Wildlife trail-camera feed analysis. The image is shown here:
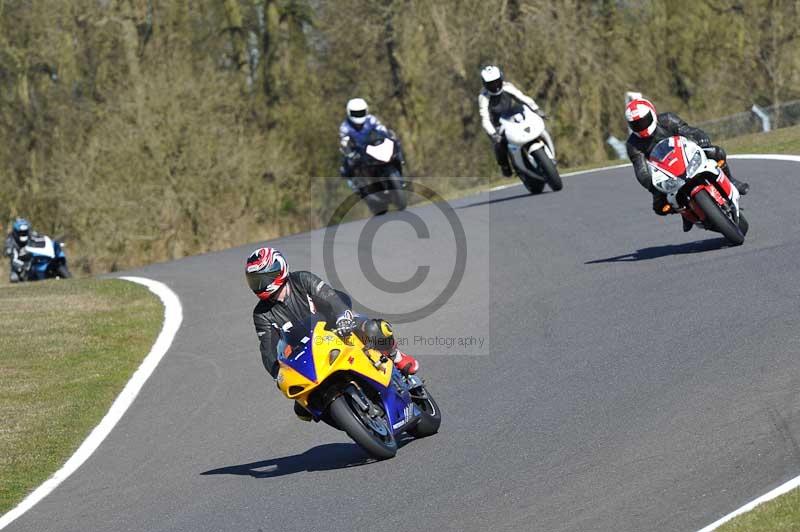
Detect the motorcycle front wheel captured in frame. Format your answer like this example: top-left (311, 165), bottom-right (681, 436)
top-left (532, 148), bottom-right (563, 191)
top-left (329, 393), bottom-right (397, 459)
top-left (387, 169), bottom-right (407, 211)
top-left (694, 189), bottom-right (744, 246)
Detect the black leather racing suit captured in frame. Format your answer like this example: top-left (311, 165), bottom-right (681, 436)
top-left (626, 112), bottom-right (734, 199)
top-left (252, 271), bottom-right (396, 378)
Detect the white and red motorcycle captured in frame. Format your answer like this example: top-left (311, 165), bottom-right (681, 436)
top-left (497, 104), bottom-right (562, 194)
top-left (648, 136), bottom-right (748, 246)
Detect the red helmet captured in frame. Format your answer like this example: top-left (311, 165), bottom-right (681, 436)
top-left (625, 98), bottom-right (658, 139)
top-left (245, 247), bottom-right (288, 301)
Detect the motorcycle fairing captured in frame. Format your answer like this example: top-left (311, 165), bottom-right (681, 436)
top-left (276, 321), bottom-right (421, 433)
top-left (649, 136), bottom-right (688, 178)
top-left (24, 236), bottom-right (66, 280)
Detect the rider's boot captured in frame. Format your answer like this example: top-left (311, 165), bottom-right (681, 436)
top-left (721, 161), bottom-right (749, 195)
top-left (294, 401), bottom-right (312, 422)
top-left (500, 161), bottom-right (513, 178)
top-left (730, 177), bottom-right (750, 196)
top-left (682, 217), bottom-right (693, 233)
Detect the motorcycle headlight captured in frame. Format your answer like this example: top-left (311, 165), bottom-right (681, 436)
top-left (328, 349), bottom-right (341, 365)
top-left (686, 150), bottom-right (703, 176)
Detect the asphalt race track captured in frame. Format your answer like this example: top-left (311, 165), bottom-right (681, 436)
top-left (8, 160), bottom-right (800, 532)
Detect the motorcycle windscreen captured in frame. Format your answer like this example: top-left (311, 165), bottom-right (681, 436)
top-left (364, 139), bottom-right (394, 163)
top-left (649, 138), bottom-right (675, 162)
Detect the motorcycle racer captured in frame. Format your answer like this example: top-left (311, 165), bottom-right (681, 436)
top-left (4, 218), bottom-right (32, 283)
top-left (245, 247), bottom-right (419, 420)
top-left (625, 98), bottom-right (750, 230)
top-left (338, 97), bottom-right (405, 193)
top-left (478, 65), bottom-right (553, 177)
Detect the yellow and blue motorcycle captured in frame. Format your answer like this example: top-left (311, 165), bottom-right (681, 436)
top-left (276, 315), bottom-right (440, 459)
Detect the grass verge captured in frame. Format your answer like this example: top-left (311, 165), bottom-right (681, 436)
top-left (715, 488), bottom-right (800, 531)
top-left (725, 124), bottom-right (800, 154)
top-left (0, 278), bottom-right (162, 515)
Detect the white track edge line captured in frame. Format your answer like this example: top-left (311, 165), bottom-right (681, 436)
top-left (488, 162), bottom-right (632, 191)
top-left (697, 476), bottom-right (800, 532)
top-left (695, 152), bottom-right (800, 532)
top-left (0, 276), bottom-right (183, 530)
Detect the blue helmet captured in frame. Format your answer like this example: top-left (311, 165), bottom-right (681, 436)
top-left (12, 218), bottom-right (31, 245)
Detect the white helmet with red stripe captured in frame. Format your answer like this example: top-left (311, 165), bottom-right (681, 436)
top-left (625, 98), bottom-right (658, 139)
top-left (245, 247), bottom-right (289, 301)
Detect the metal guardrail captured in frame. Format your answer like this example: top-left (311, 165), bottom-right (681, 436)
top-left (696, 99), bottom-right (800, 140)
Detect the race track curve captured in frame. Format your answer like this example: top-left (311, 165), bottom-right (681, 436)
top-left (7, 158), bottom-right (800, 532)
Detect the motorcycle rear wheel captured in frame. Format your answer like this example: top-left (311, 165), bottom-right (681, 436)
top-left (407, 387), bottom-right (441, 438)
top-left (56, 265), bottom-right (72, 279)
top-left (532, 148), bottom-right (563, 191)
top-left (329, 393), bottom-right (397, 459)
top-left (694, 189), bottom-right (744, 246)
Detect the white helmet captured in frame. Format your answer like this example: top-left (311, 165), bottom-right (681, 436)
top-left (346, 98), bottom-right (369, 126)
top-left (481, 65), bottom-right (504, 96)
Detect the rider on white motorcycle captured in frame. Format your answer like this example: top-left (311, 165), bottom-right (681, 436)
top-left (478, 65), bottom-right (553, 177)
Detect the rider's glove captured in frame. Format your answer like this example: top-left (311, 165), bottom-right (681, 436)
top-left (491, 132), bottom-right (503, 145)
top-left (652, 194), bottom-right (671, 216)
top-left (334, 310), bottom-right (357, 338)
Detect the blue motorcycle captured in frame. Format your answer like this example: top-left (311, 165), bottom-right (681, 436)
top-left (19, 234), bottom-right (71, 281)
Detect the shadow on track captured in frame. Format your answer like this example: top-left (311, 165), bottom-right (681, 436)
top-left (585, 237), bottom-right (730, 263)
top-left (456, 191), bottom-right (541, 210)
top-left (200, 443), bottom-right (373, 479)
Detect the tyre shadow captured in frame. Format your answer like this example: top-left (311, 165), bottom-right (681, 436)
top-left (585, 237), bottom-right (730, 263)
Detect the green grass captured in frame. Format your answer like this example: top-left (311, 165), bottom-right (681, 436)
top-left (0, 279), bottom-right (161, 514)
top-left (716, 488), bottom-right (800, 531)
top-left (725, 124), bottom-right (800, 155)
